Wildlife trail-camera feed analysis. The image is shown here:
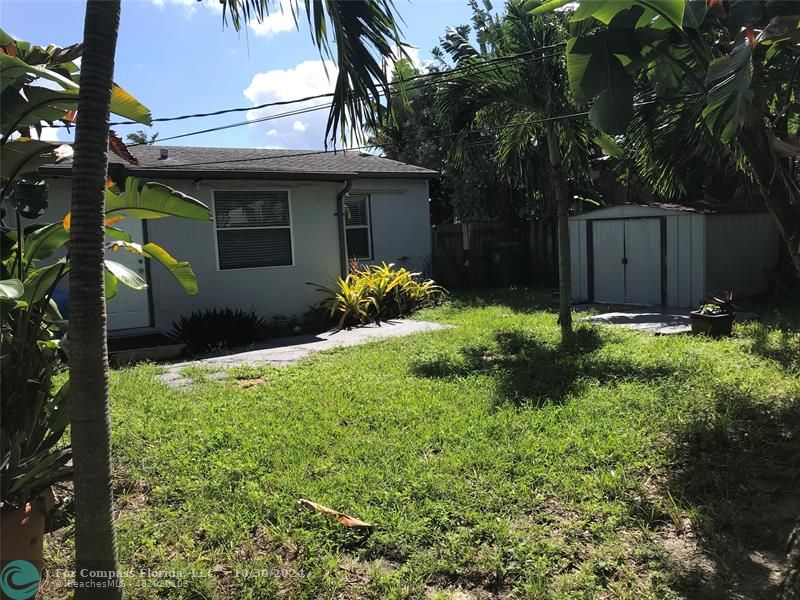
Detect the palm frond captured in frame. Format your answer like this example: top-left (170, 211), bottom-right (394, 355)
top-left (219, 0), bottom-right (404, 147)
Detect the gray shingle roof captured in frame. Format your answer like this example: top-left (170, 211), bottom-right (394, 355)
top-left (41, 145), bottom-right (438, 180)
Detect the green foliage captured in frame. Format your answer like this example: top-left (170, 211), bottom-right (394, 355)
top-left (104, 176), bottom-right (212, 222)
top-left (169, 308), bottom-right (270, 355)
top-left (702, 30), bottom-right (754, 143)
top-left (311, 262), bottom-right (446, 328)
top-left (535, 0), bottom-right (799, 144)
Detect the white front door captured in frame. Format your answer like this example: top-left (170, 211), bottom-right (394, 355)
top-left (106, 219), bottom-right (151, 330)
top-left (624, 218), bottom-right (662, 305)
top-left (592, 219), bottom-right (626, 303)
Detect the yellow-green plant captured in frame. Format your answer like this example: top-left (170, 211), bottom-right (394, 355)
top-left (310, 262), bottom-right (445, 328)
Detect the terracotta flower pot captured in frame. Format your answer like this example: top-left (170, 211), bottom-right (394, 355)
top-left (1, 490), bottom-right (54, 570)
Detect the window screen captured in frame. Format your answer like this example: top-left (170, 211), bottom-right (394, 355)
top-left (214, 191), bottom-right (292, 269)
top-left (344, 195), bottom-right (371, 260)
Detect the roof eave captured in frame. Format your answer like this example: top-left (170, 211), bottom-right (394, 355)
top-left (38, 166), bottom-right (439, 181)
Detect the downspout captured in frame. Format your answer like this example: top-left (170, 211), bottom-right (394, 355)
top-left (336, 179), bottom-right (352, 278)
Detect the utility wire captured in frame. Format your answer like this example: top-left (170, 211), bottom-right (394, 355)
top-left (130, 49), bottom-right (567, 146)
top-left (129, 95), bottom-right (705, 171)
top-left (102, 42), bottom-right (567, 127)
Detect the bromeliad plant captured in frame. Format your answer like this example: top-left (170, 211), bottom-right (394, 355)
top-left (311, 261), bottom-right (446, 328)
top-left (0, 31), bottom-right (211, 517)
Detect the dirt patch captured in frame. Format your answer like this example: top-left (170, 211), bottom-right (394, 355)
top-left (657, 488), bottom-right (798, 599)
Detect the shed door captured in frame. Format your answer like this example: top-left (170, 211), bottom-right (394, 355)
top-left (590, 218), bottom-right (663, 305)
top-left (592, 220), bottom-right (626, 303)
top-left (624, 218), bottom-right (662, 305)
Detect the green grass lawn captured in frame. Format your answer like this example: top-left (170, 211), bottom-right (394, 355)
top-left (44, 289), bottom-right (800, 599)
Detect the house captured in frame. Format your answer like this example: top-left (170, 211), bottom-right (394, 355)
top-left (39, 146), bottom-right (437, 333)
top-left (569, 203), bottom-right (781, 308)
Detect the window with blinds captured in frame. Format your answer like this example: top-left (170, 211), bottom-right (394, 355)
top-left (213, 190), bottom-right (293, 270)
top-left (345, 195), bottom-right (371, 260)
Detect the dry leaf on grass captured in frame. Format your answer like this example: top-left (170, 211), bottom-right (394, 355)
top-left (297, 498), bottom-right (374, 531)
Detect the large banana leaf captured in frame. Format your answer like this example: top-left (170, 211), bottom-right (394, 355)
top-left (104, 260), bottom-right (147, 291)
top-left (22, 259), bottom-right (67, 303)
top-left (109, 84), bottom-right (152, 125)
top-left (534, 0), bottom-right (685, 30)
top-left (109, 241), bottom-right (199, 295)
top-left (105, 177), bottom-right (212, 222)
top-left (567, 31), bottom-right (636, 133)
top-left (1, 84), bottom-right (151, 132)
top-left (0, 53), bottom-right (79, 92)
top-left (24, 221), bottom-right (132, 266)
top-left (1, 138), bottom-right (72, 180)
top-left (0, 86), bottom-right (75, 132)
top-left (0, 278), bottom-right (23, 300)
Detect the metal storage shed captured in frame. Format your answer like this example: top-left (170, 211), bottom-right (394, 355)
top-left (569, 203), bottom-right (780, 308)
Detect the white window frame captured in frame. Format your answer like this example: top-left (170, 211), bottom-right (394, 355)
top-left (211, 189), bottom-right (295, 271)
top-left (344, 194), bottom-right (372, 261)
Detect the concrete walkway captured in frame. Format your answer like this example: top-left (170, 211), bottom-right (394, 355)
top-left (158, 319), bottom-right (448, 389)
top-left (577, 306), bottom-right (757, 335)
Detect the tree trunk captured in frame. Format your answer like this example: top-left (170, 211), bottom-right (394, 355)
top-left (69, 1), bottom-right (123, 598)
top-left (547, 125), bottom-right (573, 342)
top-left (739, 121), bottom-right (800, 278)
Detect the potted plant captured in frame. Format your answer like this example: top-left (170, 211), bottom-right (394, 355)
top-left (690, 292), bottom-right (737, 337)
top-left (1, 275), bottom-right (72, 569)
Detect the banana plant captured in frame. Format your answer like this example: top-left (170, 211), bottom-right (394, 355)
top-left (1, 30), bottom-right (211, 516)
top-left (531, 0), bottom-right (800, 277)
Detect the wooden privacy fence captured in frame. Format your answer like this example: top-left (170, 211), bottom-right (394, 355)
top-left (431, 220), bottom-right (558, 289)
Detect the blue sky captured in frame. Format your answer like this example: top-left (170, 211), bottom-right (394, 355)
top-left (2, 0), bottom-right (477, 149)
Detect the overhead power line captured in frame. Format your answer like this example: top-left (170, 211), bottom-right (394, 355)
top-left (103, 42), bottom-right (568, 127)
top-left (129, 48), bottom-right (568, 146)
top-left (127, 94), bottom-right (704, 172)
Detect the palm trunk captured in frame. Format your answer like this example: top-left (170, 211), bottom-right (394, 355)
top-left (69, 1), bottom-right (123, 598)
top-left (547, 125), bottom-right (573, 342)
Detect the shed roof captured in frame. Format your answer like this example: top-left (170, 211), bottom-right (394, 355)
top-left (40, 145), bottom-right (438, 181)
top-left (571, 202), bottom-right (768, 220)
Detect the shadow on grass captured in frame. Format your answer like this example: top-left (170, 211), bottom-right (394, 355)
top-left (746, 323), bottom-right (800, 374)
top-left (663, 381), bottom-right (800, 599)
top-left (412, 328), bottom-right (674, 407)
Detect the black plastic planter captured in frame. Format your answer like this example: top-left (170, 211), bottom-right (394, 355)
top-left (690, 311), bottom-right (735, 337)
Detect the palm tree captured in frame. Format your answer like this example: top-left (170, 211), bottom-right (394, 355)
top-left (69, 0), bottom-right (404, 596)
top-left (436, 2), bottom-right (592, 342)
top-left (69, 2), bottom-right (125, 596)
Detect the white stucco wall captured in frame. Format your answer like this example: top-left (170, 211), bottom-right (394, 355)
top-left (350, 179), bottom-right (432, 275)
top-left (38, 175), bottom-right (432, 332)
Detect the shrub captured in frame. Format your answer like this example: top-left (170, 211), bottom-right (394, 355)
top-left (310, 262), bottom-right (446, 328)
top-left (170, 308), bottom-right (269, 354)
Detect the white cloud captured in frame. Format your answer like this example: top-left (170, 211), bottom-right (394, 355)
top-left (151, 0), bottom-right (221, 16)
top-left (244, 59), bottom-right (338, 104)
top-left (243, 60), bottom-right (338, 148)
top-left (248, 0), bottom-right (298, 37)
